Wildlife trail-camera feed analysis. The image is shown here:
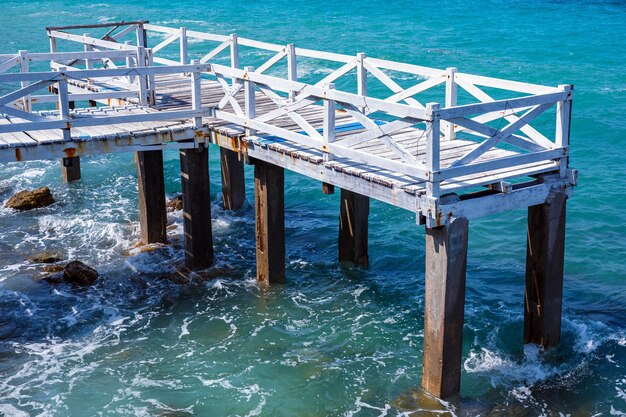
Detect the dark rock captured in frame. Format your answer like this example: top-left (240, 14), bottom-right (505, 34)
top-left (5, 187), bottom-right (55, 211)
top-left (29, 251), bottom-right (63, 264)
top-left (42, 271), bottom-right (65, 284)
top-left (42, 265), bottom-right (65, 273)
top-left (63, 260), bottom-right (99, 285)
top-left (166, 194), bottom-right (183, 211)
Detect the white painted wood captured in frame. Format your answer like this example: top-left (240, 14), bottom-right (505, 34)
top-left (314, 59), bottom-right (357, 87)
top-left (191, 60), bottom-right (202, 129)
top-left (449, 102), bottom-right (554, 167)
top-left (456, 72), bottom-right (559, 95)
top-left (445, 67), bottom-right (458, 140)
top-left (555, 84), bottom-right (572, 178)
top-left (453, 73), bottom-right (553, 148)
top-left (287, 43), bottom-right (297, 100)
top-left (179, 27), bottom-right (188, 64)
top-left (366, 57), bottom-right (445, 78)
top-left (230, 33), bottom-right (239, 87)
top-left (363, 60), bottom-right (425, 109)
top-left (438, 90), bottom-right (567, 120)
top-left (256, 49), bottom-right (287, 74)
top-left (0, 55), bottom-right (18, 73)
top-left (18, 50), bottom-right (31, 113)
top-left (57, 67), bottom-right (71, 141)
top-left (111, 24), bottom-right (138, 42)
top-left (152, 32), bottom-right (180, 54)
top-left (426, 103), bottom-right (441, 197)
top-left (244, 66), bottom-right (256, 136)
top-left (199, 40), bottom-right (230, 64)
top-left (385, 76), bottom-right (445, 105)
top-left (136, 23), bottom-right (147, 48)
top-left (323, 83), bottom-right (336, 162)
top-left (48, 30), bottom-right (136, 51)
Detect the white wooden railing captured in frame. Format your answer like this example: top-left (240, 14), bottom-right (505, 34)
top-left (0, 63), bottom-right (211, 139)
top-left (0, 21), bottom-right (574, 199)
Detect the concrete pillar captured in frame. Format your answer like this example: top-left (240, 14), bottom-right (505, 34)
top-left (338, 189), bottom-right (369, 266)
top-left (524, 189), bottom-right (567, 347)
top-left (220, 148), bottom-right (245, 210)
top-left (61, 156), bottom-right (81, 182)
top-left (136, 150), bottom-right (167, 244)
top-left (180, 146), bottom-right (214, 270)
top-left (254, 159), bottom-right (285, 285)
top-left (422, 216), bottom-right (469, 399)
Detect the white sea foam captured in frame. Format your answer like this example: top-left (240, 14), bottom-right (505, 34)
top-left (464, 344), bottom-right (556, 386)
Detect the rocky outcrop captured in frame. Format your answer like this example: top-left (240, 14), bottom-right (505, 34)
top-left (29, 251), bottom-right (63, 264)
top-left (63, 261), bottom-right (99, 285)
top-left (5, 187), bottom-right (55, 211)
top-left (166, 194), bottom-right (183, 211)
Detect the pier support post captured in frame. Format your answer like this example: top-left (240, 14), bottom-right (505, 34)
top-left (180, 146), bottom-right (214, 270)
top-left (61, 156), bottom-right (81, 182)
top-left (220, 148), bottom-right (245, 210)
top-left (338, 189), bottom-right (369, 266)
top-left (524, 189), bottom-right (567, 347)
top-left (422, 216), bottom-right (468, 399)
top-left (254, 159), bottom-right (285, 285)
top-left (136, 150), bottom-right (167, 244)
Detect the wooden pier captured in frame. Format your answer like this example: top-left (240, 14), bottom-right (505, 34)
top-left (0, 21), bottom-right (577, 399)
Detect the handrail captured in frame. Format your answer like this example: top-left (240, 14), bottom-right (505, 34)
top-left (46, 21), bottom-right (148, 32)
top-left (34, 24), bottom-right (574, 198)
top-left (0, 64), bottom-right (210, 137)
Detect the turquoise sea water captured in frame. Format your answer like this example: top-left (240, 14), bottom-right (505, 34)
top-left (0, 0), bottom-right (625, 415)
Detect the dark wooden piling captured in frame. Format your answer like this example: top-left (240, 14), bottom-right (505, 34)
top-left (61, 156), bottom-right (81, 182)
top-left (524, 189), bottom-right (568, 347)
top-left (322, 182), bottom-right (335, 195)
top-left (338, 189), bottom-right (369, 266)
top-left (220, 148), bottom-right (245, 210)
top-left (422, 216), bottom-right (468, 399)
top-left (180, 146), bottom-right (214, 269)
top-left (136, 150), bottom-right (167, 244)
top-left (254, 159), bottom-right (285, 285)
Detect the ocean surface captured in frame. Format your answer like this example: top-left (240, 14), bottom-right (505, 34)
top-left (0, 0), bottom-right (625, 415)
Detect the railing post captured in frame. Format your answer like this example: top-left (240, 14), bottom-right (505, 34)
top-left (445, 67), bottom-right (458, 140)
top-left (83, 33), bottom-right (93, 70)
top-left (57, 67), bottom-right (71, 141)
top-left (244, 66), bottom-right (256, 137)
top-left (287, 43), bottom-right (297, 100)
top-left (125, 40), bottom-right (136, 87)
top-left (18, 50), bottom-right (30, 113)
top-left (555, 84), bottom-right (573, 178)
top-left (426, 102), bottom-right (441, 198)
top-left (179, 27), bottom-right (188, 65)
top-left (230, 33), bottom-right (239, 86)
top-left (190, 60), bottom-right (203, 130)
top-left (136, 23), bottom-right (147, 48)
top-left (323, 83), bottom-right (336, 162)
top-left (146, 48), bottom-right (156, 105)
top-left (49, 35), bottom-right (57, 54)
top-left (356, 52), bottom-right (367, 113)
top-left (136, 46), bottom-right (148, 106)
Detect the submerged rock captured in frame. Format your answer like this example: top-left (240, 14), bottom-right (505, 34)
top-left (63, 260), bottom-right (99, 285)
top-left (166, 194), bottom-right (183, 211)
top-left (5, 187), bottom-right (55, 211)
top-left (29, 251), bottom-right (63, 264)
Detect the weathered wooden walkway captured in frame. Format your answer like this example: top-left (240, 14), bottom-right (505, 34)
top-left (0, 21), bottom-right (577, 400)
